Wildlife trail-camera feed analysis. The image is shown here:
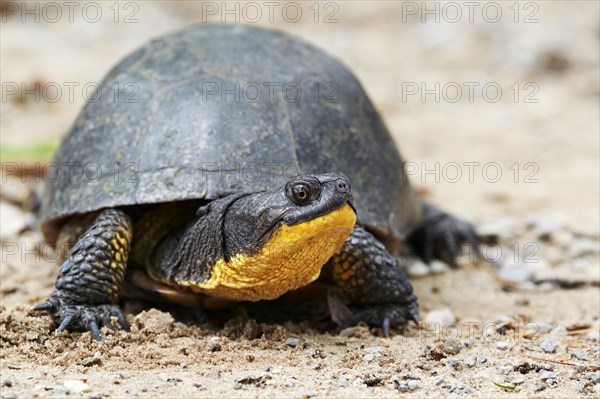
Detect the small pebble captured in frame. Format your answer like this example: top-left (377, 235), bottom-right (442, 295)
top-left (477, 217), bottom-right (517, 240)
top-left (465, 357), bottom-right (476, 368)
top-left (571, 348), bottom-right (589, 361)
top-left (303, 390), bottom-right (318, 397)
top-left (539, 370), bottom-right (556, 381)
top-left (207, 370), bottom-right (221, 380)
top-left (540, 337), bottom-right (558, 353)
top-left (136, 309), bottom-right (174, 333)
top-left (363, 353), bottom-right (375, 362)
top-left (498, 264), bottom-right (535, 282)
top-left (282, 380), bottom-right (295, 388)
top-left (534, 383), bottom-right (546, 392)
top-left (406, 259), bottom-right (430, 277)
top-left (586, 372), bottom-right (600, 384)
top-left (549, 230), bottom-right (573, 246)
top-left (447, 359), bottom-right (460, 369)
top-left (425, 308), bottom-right (455, 327)
top-left (454, 383), bottom-right (471, 394)
top-left (430, 260), bottom-right (448, 274)
top-left (476, 356), bottom-right (487, 364)
top-left (442, 339), bottom-right (462, 355)
top-left (569, 239), bottom-right (600, 257)
top-left (495, 365), bottom-right (512, 375)
top-left (63, 380), bottom-right (91, 394)
top-left (339, 326), bottom-right (361, 338)
top-left (551, 326), bottom-right (567, 335)
top-left (407, 379), bottom-right (419, 390)
top-left (527, 216), bottom-right (566, 239)
top-left (496, 341), bottom-right (510, 350)
top-left (285, 338), bottom-right (300, 347)
top-left (234, 372), bottom-right (263, 384)
top-left (193, 382), bottom-right (206, 391)
top-left (536, 324), bottom-right (554, 334)
top-left (587, 331), bottom-right (600, 341)
top-left (263, 365), bottom-right (272, 372)
top-left (435, 379), bottom-right (451, 388)
top-left (79, 351), bottom-right (103, 367)
top-left (336, 380), bottom-right (348, 387)
top-left (510, 375), bottom-right (526, 385)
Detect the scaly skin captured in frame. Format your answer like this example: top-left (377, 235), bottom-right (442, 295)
top-left (35, 209), bottom-right (132, 341)
top-left (324, 226), bottom-right (419, 336)
top-left (408, 202), bottom-right (481, 265)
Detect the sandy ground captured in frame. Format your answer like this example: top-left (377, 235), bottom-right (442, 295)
top-left (1, 1), bottom-right (599, 398)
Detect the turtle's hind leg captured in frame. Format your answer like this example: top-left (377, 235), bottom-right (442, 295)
top-left (35, 208), bottom-right (132, 341)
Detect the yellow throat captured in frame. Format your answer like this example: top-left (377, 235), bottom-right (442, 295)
top-left (181, 203), bottom-right (356, 301)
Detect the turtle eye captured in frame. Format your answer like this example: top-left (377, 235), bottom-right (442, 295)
top-left (286, 181), bottom-right (319, 206)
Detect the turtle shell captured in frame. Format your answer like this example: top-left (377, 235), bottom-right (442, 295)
top-left (40, 24), bottom-right (422, 248)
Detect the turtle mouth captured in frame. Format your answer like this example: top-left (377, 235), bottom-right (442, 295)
top-left (256, 197), bottom-right (355, 249)
top-left (282, 197), bottom-right (356, 226)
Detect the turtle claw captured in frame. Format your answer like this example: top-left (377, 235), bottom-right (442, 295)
top-left (34, 297), bottom-right (58, 312)
top-left (57, 314), bottom-right (75, 333)
top-left (87, 320), bottom-right (103, 342)
top-left (34, 292), bottom-right (128, 341)
top-left (345, 297), bottom-right (420, 337)
top-left (409, 207), bottom-right (482, 266)
top-left (382, 317), bottom-right (391, 338)
top-left (111, 307), bottom-right (130, 332)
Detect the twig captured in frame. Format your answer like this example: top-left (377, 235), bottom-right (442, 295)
top-left (524, 354), bottom-right (600, 371)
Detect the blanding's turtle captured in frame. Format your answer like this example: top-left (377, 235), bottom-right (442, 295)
top-left (36, 24), bottom-right (480, 340)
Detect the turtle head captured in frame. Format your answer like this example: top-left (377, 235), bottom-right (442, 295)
top-left (203, 172), bottom-right (357, 301)
top-left (225, 172), bottom-right (355, 239)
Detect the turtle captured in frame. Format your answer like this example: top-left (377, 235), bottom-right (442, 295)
top-left (35, 24), bottom-right (480, 341)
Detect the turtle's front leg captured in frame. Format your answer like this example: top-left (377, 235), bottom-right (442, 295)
top-left (324, 226), bottom-right (419, 336)
top-left (35, 209), bottom-right (132, 341)
top-left (407, 201), bottom-right (481, 265)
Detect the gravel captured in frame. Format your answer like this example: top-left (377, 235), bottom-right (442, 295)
top-left (539, 371), bottom-right (557, 381)
top-left (540, 337), bottom-right (558, 353)
top-left (570, 348), bottom-right (589, 361)
top-left (585, 373), bottom-right (600, 384)
top-left (63, 380), bottom-right (91, 394)
top-left (285, 338), bottom-right (300, 347)
top-left (136, 309), bottom-right (174, 333)
top-left (498, 264), bottom-right (535, 282)
top-left (496, 341), bottom-right (510, 350)
top-left (441, 339), bottom-right (462, 355)
top-left (527, 216), bottom-right (566, 240)
top-left (510, 375), bottom-right (526, 385)
top-left (363, 353), bottom-right (375, 362)
top-left (477, 217), bottom-right (518, 240)
top-left (406, 259), bottom-right (431, 277)
top-left (424, 308), bottom-right (455, 326)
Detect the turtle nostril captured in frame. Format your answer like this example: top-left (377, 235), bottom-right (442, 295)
top-left (337, 181), bottom-right (348, 190)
